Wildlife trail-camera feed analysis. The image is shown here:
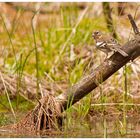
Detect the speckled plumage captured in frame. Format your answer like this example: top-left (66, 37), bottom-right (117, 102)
top-left (92, 31), bottom-right (128, 58)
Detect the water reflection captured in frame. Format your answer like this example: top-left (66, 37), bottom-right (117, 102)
top-left (1, 116), bottom-right (140, 137)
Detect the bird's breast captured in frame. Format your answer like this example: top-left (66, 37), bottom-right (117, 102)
top-left (96, 42), bottom-right (104, 46)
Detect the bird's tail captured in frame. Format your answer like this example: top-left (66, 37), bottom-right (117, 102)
top-left (114, 46), bottom-right (128, 57)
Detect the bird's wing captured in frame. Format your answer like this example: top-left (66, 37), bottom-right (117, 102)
top-left (112, 45), bottom-right (128, 57)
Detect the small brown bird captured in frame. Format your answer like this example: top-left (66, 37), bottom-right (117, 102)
top-left (92, 31), bottom-right (128, 58)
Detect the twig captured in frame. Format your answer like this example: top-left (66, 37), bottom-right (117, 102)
top-left (128, 14), bottom-right (140, 35)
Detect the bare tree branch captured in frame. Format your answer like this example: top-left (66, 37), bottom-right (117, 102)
top-left (128, 14), bottom-right (140, 35)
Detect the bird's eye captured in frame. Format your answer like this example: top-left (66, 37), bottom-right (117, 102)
top-left (92, 31), bottom-right (100, 37)
top-left (95, 31), bottom-right (99, 35)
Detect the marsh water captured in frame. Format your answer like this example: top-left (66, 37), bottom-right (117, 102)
top-left (0, 113), bottom-right (140, 138)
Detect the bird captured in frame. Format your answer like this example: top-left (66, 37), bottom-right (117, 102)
top-left (92, 31), bottom-right (128, 59)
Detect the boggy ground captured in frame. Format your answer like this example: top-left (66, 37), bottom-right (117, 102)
top-left (1, 111), bottom-right (140, 138)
